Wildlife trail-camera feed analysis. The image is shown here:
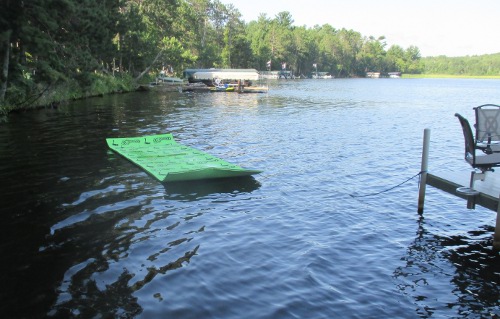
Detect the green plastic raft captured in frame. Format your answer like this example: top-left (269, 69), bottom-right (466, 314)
top-left (106, 133), bottom-right (262, 182)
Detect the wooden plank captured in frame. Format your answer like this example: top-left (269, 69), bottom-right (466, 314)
top-left (427, 171), bottom-right (499, 211)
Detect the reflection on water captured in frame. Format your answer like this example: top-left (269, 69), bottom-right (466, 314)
top-left (41, 174), bottom-right (261, 317)
top-left (164, 176), bottom-right (261, 200)
top-left (1, 79), bottom-right (500, 318)
top-left (394, 214), bottom-right (500, 318)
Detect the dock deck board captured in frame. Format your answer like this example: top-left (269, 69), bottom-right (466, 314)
top-left (427, 171), bottom-right (500, 211)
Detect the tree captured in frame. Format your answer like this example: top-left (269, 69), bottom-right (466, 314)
top-left (221, 5), bottom-right (252, 68)
top-left (358, 36), bottom-right (387, 73)
top-left (292, 26), bottom-right (317, 76)
top-left (386, 45), bottom-right (406, 72)
top-left (335, 28), bottom-right (363, 77)
top-left (0, 0), bottom-right (77, 106)
top-left (314, 24), bottom-right (338, 75)
top-left (0, 0), bottom-right (442, 113)
top-left (404, 45), bottom-right (422, 73)
top-left (0, 0), bottom-right (20, 102)
top-left (268, 12), bottom-right (295, 70)
top-left (246, 14), bottom-right (273, 70)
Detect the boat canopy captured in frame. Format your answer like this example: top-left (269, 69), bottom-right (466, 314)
top-left (184, 68), bottom-right (260, 83)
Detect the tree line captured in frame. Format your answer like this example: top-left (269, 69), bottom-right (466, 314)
top-left (1, 0), bottom-right (499, 112)
top-left (422, 53), bottom-right (500, 76)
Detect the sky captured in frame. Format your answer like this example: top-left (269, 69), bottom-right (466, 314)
top-left (218, 0), bottom-right (500, 57)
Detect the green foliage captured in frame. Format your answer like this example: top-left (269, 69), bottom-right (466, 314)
top-left (161, 36), bottom-right (197, 72)
top-left (422, 53), bottom-right (500, 76)
top-left (1, 0), bottom-right (498, 114)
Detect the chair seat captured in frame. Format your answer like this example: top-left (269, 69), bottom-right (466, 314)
top-left (476, 142), bottom-right (500, 153)
top-left (469, 152), bottom-right (500, 166)
top-left (457, 112), bottom-right (500, 172)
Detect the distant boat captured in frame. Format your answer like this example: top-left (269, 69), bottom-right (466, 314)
top-left (210, 84), bottom-right (235, 92)
top-left (366, 72), bottom-right (381, 78)
top-left (183, 68), bottom-right (268, 93)
top-left (312, 72), bottom-right (333, 79)
top-left (149, 73), bottom-right (184, 88)
top-left (259, 70), bottom-right (295, 79)
top-left (183, 68), bottom-right (260, 86)
top-left (239, 86), bottom-right (269, 93)
top-left (156, 74), bottom-right (184, 84)
top-left (366, 72), bottom-right (402, 78)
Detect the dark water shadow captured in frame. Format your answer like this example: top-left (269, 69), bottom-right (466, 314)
top-left (162, 176), bottom-right (262, 201)
top-left (42, 177), bottom-right (261, 318)
top-left (394, 214), bottom-right (500, 318)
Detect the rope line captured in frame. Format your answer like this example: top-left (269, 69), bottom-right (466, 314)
top-left (349, 171), bottom-right (424, 198)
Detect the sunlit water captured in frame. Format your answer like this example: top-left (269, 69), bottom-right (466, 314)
top-left (0, 78), bottom-right (499, 318)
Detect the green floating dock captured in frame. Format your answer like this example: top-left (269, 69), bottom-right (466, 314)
top-left (106, 133), bottom-right (262, 182)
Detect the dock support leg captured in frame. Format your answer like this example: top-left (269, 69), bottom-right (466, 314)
top-left (467, 171), bottom-right (483, 209)
top-left (418, 128), bottom-right (431, 214)
top-left (494, 199), bottom-right (500, 250)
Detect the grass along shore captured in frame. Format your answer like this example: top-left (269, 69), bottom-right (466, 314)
top-left (403, 74), bottom-right (500, 79)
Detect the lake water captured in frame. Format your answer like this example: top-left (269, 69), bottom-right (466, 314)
top-left (0, 78), bottom-right (499, 318)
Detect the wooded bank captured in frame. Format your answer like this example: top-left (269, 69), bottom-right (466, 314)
top-left (1, 0), bottom-right (499, 114)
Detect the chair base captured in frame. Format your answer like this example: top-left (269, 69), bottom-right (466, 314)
top-left (455, 171), bottom-right (487, 209)
top-left (456, 187), bottom-right (480, 196)
top-left (470, 171), bottom-right (486, 185)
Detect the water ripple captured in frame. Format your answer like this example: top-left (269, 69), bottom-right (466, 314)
top-left (1, 79), bottom-right (500, 318)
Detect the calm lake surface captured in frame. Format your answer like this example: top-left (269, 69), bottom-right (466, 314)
top-left (1, 78), bottom-right (499, 318)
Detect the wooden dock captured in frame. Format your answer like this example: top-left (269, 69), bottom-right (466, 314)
top-left (138, 83), bottom-right (269, 93)
top-left (419, 128), bottom-right (500, 249)
top-left (427, 171), bottom-right (500, 212)
top-left (239, 86), bottom-right (269, 93)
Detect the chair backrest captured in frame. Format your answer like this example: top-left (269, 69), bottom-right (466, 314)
top-left (474, 104), bottom-right (500, 143)
top-left (455, 113), bottom-right (476, 164)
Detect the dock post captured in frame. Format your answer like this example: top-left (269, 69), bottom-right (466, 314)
top-left (418, 128), bottom-right (431, 214)
top-left (495, 201), bottom-right (500, 250)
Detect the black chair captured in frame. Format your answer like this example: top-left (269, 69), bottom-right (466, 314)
top-left (473, 104), bottom-right (500, 153)
top-left (455, 113), bottom-right (500, 173)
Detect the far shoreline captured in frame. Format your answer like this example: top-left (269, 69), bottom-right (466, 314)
top-left (402, 74), bottom-right (500, 79)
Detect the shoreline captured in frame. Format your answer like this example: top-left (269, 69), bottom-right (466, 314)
top-left (403, 74), bottom-right (500, 79)
top-left (3, 74), bottom-right (499, 118)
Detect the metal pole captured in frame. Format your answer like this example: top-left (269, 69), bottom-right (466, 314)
top-left (418, 128), bottom-right (431, 214)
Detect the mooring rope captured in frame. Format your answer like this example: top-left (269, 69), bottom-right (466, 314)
top-left (349, 171), bottom-right (424, 198)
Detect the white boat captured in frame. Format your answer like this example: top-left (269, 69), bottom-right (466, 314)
top-left (155, 73), bottom-right (184, 84)
top-left (388, 72), bottom-right (402, 78)
top-left (182, 68), bottom-right (268, 93)
top-left (366, 72), bottom-right (381, 78)
top-left (312, 72), bottom-right (333, 79)
top-left (183, 68), bottom-right (260, 86)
